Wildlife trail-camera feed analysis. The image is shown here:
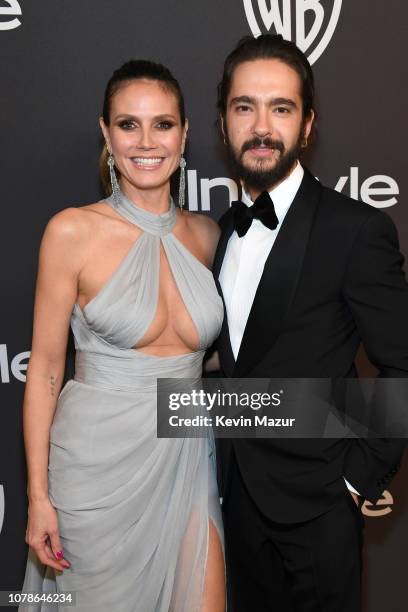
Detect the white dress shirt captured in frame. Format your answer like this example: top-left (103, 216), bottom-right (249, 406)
top-left (219, 161), bottom-right (304, 359)
top-left (218, 162), bottom-right (360, 497)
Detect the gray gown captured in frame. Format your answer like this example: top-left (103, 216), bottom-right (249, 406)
top-left (19, 192), bottom-right (225, 612)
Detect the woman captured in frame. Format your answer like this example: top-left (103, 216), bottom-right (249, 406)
top-left (19, 60), bottom-right (225, 611)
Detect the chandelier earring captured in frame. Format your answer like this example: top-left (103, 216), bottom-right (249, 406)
top-left (178, 155), bottom-right (186, 212)
top-left (107, 147), bottom-right (121, 208)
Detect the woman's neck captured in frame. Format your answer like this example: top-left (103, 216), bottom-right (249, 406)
top-left (120, 180), bottom-right (171, 215)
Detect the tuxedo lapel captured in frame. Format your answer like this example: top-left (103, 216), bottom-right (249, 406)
top-left (233, 170), bottom-right (322, 377)
top-left (213, 208), bottom-right (236, 376)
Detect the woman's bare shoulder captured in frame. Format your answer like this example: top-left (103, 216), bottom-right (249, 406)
top-left (39, 202), bottom-right (114, 273)
top-left (43, 200), bottom-right (112, 243)
top-left (179, 211), bottom-right (221, 268)
top-left (183, 211), bottom-right (221, 243)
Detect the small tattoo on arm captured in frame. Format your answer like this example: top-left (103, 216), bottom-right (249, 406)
top-left (50, 376), bottom-right (56, 397)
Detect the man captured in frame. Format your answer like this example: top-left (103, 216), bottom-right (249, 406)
top-left (213, 34), bottom-right (408, 612)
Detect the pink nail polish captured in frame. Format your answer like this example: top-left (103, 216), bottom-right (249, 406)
top-left (56, 550), bottom-right (63, 560)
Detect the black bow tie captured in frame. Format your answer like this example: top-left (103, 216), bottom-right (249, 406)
top-left (231, 191), bottom-right (279, 237)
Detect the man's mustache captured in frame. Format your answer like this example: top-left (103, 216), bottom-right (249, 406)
top-left (241, 136), bottom-right (285, 156)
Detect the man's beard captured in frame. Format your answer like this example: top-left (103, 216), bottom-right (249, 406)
top-left (226, 129), bottom-right (303, 193)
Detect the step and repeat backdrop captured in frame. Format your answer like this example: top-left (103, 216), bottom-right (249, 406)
top-left (0, 1), bottom-right (406, 610)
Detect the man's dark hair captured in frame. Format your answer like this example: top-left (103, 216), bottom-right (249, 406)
top-left (217, 34), bottom-right (315, 120)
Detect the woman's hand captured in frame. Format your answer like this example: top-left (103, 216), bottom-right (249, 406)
top-left (25, 498), bottom-right (71, 571)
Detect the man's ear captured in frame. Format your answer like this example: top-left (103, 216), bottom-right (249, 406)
top-left (304, 109), bottom-right (315, 141)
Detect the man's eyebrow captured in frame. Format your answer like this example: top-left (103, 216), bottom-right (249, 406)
top-left (229, 95), bottom-right (257, 106)
top-left (269, 97), bottom-right (297, 108)
top-left (229, 96), bottom-right (298, 108)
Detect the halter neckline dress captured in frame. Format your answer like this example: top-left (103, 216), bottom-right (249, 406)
top-left (19, 191), bottom-right (224, 612)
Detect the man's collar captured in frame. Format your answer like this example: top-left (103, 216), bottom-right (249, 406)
top-left (241, 161), bottom-right (304, 215)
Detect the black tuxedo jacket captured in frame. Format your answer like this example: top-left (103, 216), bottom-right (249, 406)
top-left (213, 167), bottom-right (408, 524)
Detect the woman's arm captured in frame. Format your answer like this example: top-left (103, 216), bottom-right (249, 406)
top-left (23, 207), bottom-right (87, 570)
top-left (187, 214), bottom-right (222, 375)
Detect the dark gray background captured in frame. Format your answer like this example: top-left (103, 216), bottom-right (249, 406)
top-left (0, 1), bottom-right (406, 610)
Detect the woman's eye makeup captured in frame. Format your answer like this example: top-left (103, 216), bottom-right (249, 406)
top-left (116, 118), bottom-right (176, 130)
top-left (156, 120), bottom-right (175, 130)
top-left (118, 119), bottom-right (136, 130)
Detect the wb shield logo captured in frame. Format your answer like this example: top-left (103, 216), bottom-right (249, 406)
top-left (243, 0), bottom-right (342, 65)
